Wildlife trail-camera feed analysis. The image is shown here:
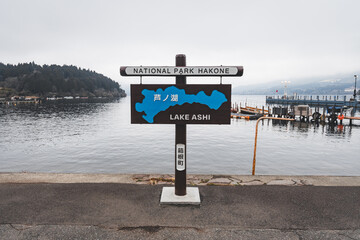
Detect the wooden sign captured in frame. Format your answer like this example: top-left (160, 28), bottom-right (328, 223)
top-left (131, 84), bottom-right (231, 124)
top-left (122, 54), bottom-right (243, 198)
top-left (121, 66), bottom-right (243, 77)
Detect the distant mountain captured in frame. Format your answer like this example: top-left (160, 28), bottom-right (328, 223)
top-left (0, 62), bottom-right (126, 98)
top-left (233, 74), bottom-right (359, 95)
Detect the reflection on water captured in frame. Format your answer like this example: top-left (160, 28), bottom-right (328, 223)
top-left (271, 120), bottom-right (354, 138)
top-left (1, 102), bottom-right (109, 146)
top-left (0, 96), bottom-right (359, 176)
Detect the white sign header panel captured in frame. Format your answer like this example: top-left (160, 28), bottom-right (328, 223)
top-left (121, 66), bottom-right (243, 77)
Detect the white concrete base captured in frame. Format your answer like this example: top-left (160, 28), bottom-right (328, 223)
top-left (160, 187), bottom-right (201, 205)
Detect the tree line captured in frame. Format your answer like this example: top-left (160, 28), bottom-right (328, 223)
top-left (0, 62), bottom-right (126, 98)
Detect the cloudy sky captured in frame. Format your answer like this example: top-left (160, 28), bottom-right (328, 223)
top-left (1, 0), bottom-right (359, 90)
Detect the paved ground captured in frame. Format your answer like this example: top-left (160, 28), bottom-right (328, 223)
top-left (2, 172), bottom-right (360, 186)
top-left (0, 176), bottom-right (360, 239)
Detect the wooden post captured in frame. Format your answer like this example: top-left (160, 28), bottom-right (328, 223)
top-left (350, 106), bottom-right (355, 126)
top-left (175, 54), bottom-right (187, 196)
top-left (306, 107), bottom-right (309, 122)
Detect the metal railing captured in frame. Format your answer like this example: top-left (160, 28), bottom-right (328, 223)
top-left (252, 117), bottom-right (295, 175)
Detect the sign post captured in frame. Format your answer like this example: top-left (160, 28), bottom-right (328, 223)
top-left (121, 55), bottom-right (243, 204)
top-left (175, 54), bottom-right (187, 196)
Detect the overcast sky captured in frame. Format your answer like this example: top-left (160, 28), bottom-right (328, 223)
top-left (1, 0), bottom-right (359, 89)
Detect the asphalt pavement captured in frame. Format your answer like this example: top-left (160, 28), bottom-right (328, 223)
top-left (0, 182), bottom-right (360, 239)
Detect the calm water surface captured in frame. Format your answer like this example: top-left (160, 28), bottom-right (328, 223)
top-left (0, 96), bottom-right (359, 175)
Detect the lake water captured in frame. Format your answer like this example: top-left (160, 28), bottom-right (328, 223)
top-left (0, 95), bottom-right (359, 176)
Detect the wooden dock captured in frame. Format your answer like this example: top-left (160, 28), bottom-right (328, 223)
top-left (266, 95), bottom-right (359, 108)
top-left (0, 100), bottom-right (40, 105)
top-left (231, 100), bottom-right (360, 125)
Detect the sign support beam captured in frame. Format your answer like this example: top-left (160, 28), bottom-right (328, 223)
top-left (175, 54), bottom-right (187, 196)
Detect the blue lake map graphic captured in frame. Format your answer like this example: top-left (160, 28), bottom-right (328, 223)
top-left (135, 86), bottom-right (228, 123)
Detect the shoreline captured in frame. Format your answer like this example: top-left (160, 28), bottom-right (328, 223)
top-left (1, 172), bottom-right (360, 186)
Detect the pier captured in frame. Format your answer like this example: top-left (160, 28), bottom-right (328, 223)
top-left (266, 95), bottom-right (359, 108)
top-left (232, 99), bottom-right (360, 125)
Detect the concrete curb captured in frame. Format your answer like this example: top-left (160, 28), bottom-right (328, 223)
top-left (1, 173), bottom-right (360, 186)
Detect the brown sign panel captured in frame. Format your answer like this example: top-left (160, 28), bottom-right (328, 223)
top-left (131, 84), bottom-right (231, 124)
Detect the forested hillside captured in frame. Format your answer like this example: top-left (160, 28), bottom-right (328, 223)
top-left (0, 62), bottom-right (126, 98)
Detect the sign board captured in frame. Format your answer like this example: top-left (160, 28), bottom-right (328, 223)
top-left (122, 54), bottom-right (243, 198)
top-left (121, 66), bottom-right (243, 77)
top-left (131, 84), bottom-right (231, 124)
top-left (176, 144), bottom-right (185, 171)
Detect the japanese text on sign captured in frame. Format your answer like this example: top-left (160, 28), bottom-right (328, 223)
top-left (153, 94), bottom-right (178, 102)
top-left (176, 144), bottom-right (185, 171)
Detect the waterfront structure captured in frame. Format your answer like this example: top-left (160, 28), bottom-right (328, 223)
top-left (266, 95), bottom-right (359, 108)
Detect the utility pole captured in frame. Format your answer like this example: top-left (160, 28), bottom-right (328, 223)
top-left (354, 75), bottom-right (358, 99)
